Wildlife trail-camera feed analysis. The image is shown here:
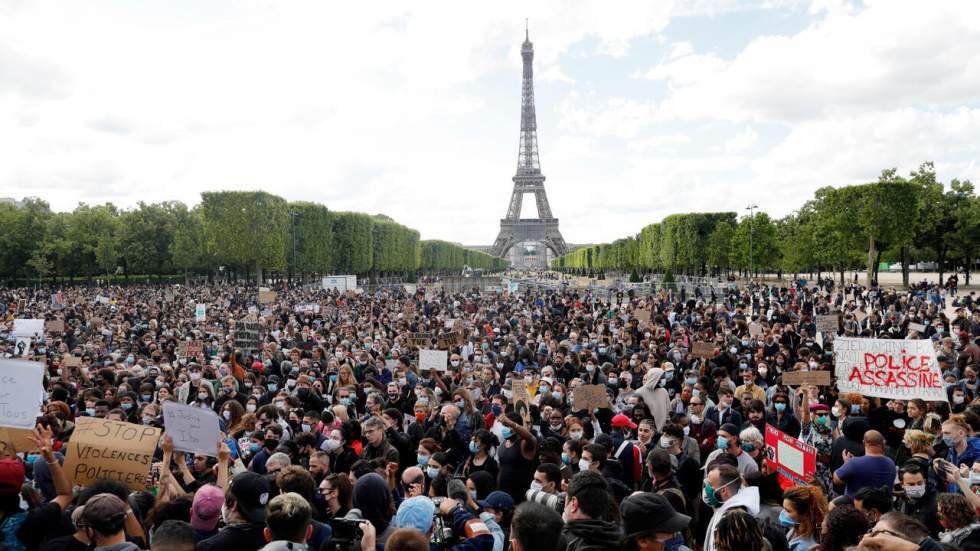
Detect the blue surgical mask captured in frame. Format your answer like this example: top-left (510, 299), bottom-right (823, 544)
top-left (685, 377), bottom-right (697, 386)
top-left (664, 371), bottom-right (674, 381)
top-left (268, 383), bottom-right (278, 392)
top-left (86, 408), bottom-right (96, 416)
top-left (426, 467), bottom-right (439, 479)
top-left (775, 403), bottom-right (786, 413)
top-left (553, 391), bottom-right (562, 400)
top-left (417, 454), bottom-right (429, 466)
top-left (740, 442), bottom-right (755, 452)
top-left (469, 441), bottom-right (479, 454)
top-left (456, 400), bottom-right (466, 409)
top-left (141, 394), bottom-right (152, 402)
top-left (501, 427), bottom-right (514, 439)
top-left (121, 402), bottom-right (133, 411)
top-left (609, 377), bottom-right (618, 386)
top-left (249, 442), bottom-right (261, 453)
top-left (716, 436), bottom-right (729, 450)
top-left (778, 509), bottom-right (798, 528)
top-left (561, 452), bottom-right (571, 465)
top-left (340, 397), bottom-right (352, 406)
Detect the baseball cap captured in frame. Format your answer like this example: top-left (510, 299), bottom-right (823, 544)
top-left (229, 472), bottom-right (271, 523)
top-left (477, 491), bottom-right (514, 511)
top-left (191, 484), bottom-right (225, 531)
top-left (80, 493), bottom-right (128, 531)
top-left (621, 493), bottom-right (690, 537)
top-left (719, 423), bottom-right (740, 436)
top-left (395, 496), bottom-right (435, 533)
top-left (611, 413), bottom-right (637, 430)
top-left (0, 460), bottom-right (25, 494)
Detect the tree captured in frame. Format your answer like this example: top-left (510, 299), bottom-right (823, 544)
top-left (118, 201), bottom-right (182, 277)
top-left (171, 206), bottom-right (209, 283)
top-left (201, 191), bottom-right (288, 285)
top-left (288, 202), bottom-right (334, 279)
top-left (706, 220), bottom-right (735, 275)
top-left (731, 212), bottom-right (778, 276)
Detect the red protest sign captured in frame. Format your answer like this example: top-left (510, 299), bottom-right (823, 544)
top-left (764, 424), bottom-right (816, 489)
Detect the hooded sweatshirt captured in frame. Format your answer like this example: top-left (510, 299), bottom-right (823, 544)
top-left (562, 519), bottom-right (623, 551)
top-left (704, 486), bottom-right (761, 551)
top-left (636, 368), bottom-right (670, 431)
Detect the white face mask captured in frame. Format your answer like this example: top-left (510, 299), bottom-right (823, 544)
top-left (578, 458), bottom-right (590, 471)
top-left (529, 481), bottom-right (543, 492)
top-left (197, 392), bottom-right (209, 401)
top-left (569, 431), bottom-right (583, 440)
top-left (222, 410), bottom-right (231, 420)
top-left (246, 404), bottom-right (257, 413)
top-left (221, 503), bottom-right (231, 524)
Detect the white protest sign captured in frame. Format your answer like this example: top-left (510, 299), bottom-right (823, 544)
top-left (194, 304), bottom-right (207, 322)
top-left (11, 319), bottom-right (44, 338)
top-left (419, 349), bottom-right (448, 372)
top-left (0, 359), bottom-right (44, 429)
top-left (162, 401), bottom-right (221, 456)
top-left (834, 337), bottom-right (946, 401)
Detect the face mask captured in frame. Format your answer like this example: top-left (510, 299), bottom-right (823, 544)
top-left (502, 389), bottom-right (512, 400)
top-left (121, 402), bottom-right (133, 411)
top-left (198, 392), bottom-right (209, 401)
top-left (249, 442), bottom-right (261, 453)
top-left (529, 481), bottom-right (543, 492)
top-left (816, 414), bottom-right (830, 426)
top-left (265, 438), bottom-right (279, 450)
top-left (86, 408), bottom-right (96, 416)
top-left (778, 509), bottom-right (798, 528)
top-left (740, 442), bottom-right (755, 452)
top-left (578, 459), bottom-right (590, 471)
top-left (221, 503), bottom-right (231, 525)
top-left (561, 452), bottom-right (571, 465)
top-left (190, 373), bottom-right (202, 382)
top-left (569, 431), bottom-right (583, 440)
top-left (222, 410), bottom-right (232, 420)
top-left (971, 473), bottom-right (980, 485)
top-left (244, 382), bottom-right (253, 390)
top-left (450, 361), bottom-right (460, 368)
top-left (417, 454), bottom-right (430, 466)
top-left (142, 415), bottom-right (153, 425)
top-left (702, 480), bottom-right (723, 508)
top-left (609, 377), bottom-right (618, 386)
top-left (904, 485), bottom-right (926, 499)
top-left (322, 439), bottom-right (341, 453)
top-left (954, 395), bottom-right (965, 404)
top-left (850, 404), bottom-right (861, 414)
top-left (274, 400), bottom-right (286, 409)
top-left (268, 383), bottom-right (278, 392)
top-left (141, 393), bottom-right (152, 402)
top-left (469, 441), bottom-right (479, 454)
top-left (586, 364), bottom-right (595, 373)
top-left (943, 436), bottom-right (959, 447)
top-left (685, 377), bottom-right (697, 385)
top-left (775, 403), bottom-right (786, 413)
top-left (716, 436), bottom-right (729, 450)
top-left (758, 368), bottom-right (768, 377)
top-left (729, 347), bottom-right (738, 355)
top-left (246, 404), bottom-right (257, 413)
top-left (426, 467), bottom-right (439, 479)
top-left (692, 389), bottom-right (701, 397)
top-left (831, 406), bottom-right (841, 418)
top-left (454, 399), bottom-right (466, 409)
top-left (683, 425), bottom-right (690, 436)
top-left (659, 436), bottom-right (675, 449)
top-left (664, 371), bottom-right (674, 381)
top-left (501, 428), bottom-right (514, 440)
top-left (339, 397), bottom-right (352, 406)
top-left (739, 363), bottom-right (748, 370)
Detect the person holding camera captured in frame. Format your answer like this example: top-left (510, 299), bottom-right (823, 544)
top-left (376, 495), bottom-right (493, 551)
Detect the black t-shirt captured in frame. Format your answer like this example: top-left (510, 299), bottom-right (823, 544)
top-left (197, 523), bottom-right (267, 551)
top-left (39, 535), bottom-right (86, 551)
top-left (18, 502), bottom-right (74, 551)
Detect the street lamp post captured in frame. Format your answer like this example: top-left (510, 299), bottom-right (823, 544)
top-left (288, 210), bottom-right (298, 284)
top-left (746, 204), bottom-right (758, 279)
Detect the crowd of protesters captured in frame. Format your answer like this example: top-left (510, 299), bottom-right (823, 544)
top-left (0, 273), bottom-right (979, 551)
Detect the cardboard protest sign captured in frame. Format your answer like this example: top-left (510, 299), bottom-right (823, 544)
top-left (0, 427), bottom-right (38, 458)
top-left (635, 309), bottom-right (651, 325)
top-left (764, 424), bottom-right (816, 489)
top-left (63, 356), bottom-right (82, 368)
top-left (12, 319), bottom-right (44, 338)
top-left (0, 359), bottom-right (44, 429)
top-left (162, 402), bottom-right (221, 457)
top-left (748, 322), bottom-right (763, 337)
top-left (692, 341), bottom-right (715, 358)
top-left (64, 417), bottom-right (161, 491)
top-left (815, 315), bottom-right (838, 334)
top-left (511, 381), bottom-right (531, 422)
top-left (258, 290), bottom-right (276, 304)
top-left (572, 384), bottom-right (611, 412)
top-left (781, 370), bottom-right (832, 387)
top-left (406, 332), bottom-right (433, 347)
top-left (235, 321), bottom-right (263, 353)
top-left (45, 320), bottom-right (65, 334)
top-left (908, 322), bottom-right (927, 334)
top-left (178, 340), bottom-right (203, 360)
top-left (419, 349), bottom-right (448, 372)
top-left (194, 304), bottom-right (207, 322)
top-left (834, 337), bottom-right (946, 401)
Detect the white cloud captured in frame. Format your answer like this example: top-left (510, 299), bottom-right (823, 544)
top-left (724, 125), bottom-right (758, 153)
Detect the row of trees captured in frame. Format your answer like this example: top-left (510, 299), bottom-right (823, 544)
top-left (0, 191), bottom-right (507, 285)
top-left (554, 163), bottom-right (980, 286)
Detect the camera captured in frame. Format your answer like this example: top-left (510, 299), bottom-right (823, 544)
top-left (326, 517), bottom-right (363, 551)
top-left (429, 497), bottom-right (458, 549)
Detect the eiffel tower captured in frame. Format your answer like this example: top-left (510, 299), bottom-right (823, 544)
top-left (490, 25), bottom-right (567, 266)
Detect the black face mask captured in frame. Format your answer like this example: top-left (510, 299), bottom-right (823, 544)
top-left (265, 438), bottom-right (280, 450)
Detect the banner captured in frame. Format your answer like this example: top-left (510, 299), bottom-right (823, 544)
top-left (0, 359), bottom-right (44, 429)
top-left (64, 417), bottom-right (161, 491)
top-left (162, 402), bottom-right (221, 457)
top-left (764, 424), bottom-right (816, 490)
top-left (834, 337), bottom-right (946, 401)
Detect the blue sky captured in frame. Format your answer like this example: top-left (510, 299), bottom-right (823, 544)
top-left (2, 0), bottom-right (978, 246)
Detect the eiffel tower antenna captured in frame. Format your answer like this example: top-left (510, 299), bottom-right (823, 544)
top-left (489, 28), bottom-right (567, 267)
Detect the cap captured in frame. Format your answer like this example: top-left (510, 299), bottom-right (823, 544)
top-left (191, 484), bottom-right (225, 531)
top-left (0, 460), bottom-right (25, 494)
top-left (809, 403), bottom-right (830, 413)
top-left (621, 492), bottom-right (690, 537)
top-left (80, 493), bottom-right (128, 529)
top-left (719, 423), bottom-right (740, 436)
top-left (229, 471), bottom-right (271, 523)
top-left (477, 490), bottom-right (514, 511)
top-left (395, 496), bottom-right (435, 533)
top-left (611, 413), bottom-right (637, 430)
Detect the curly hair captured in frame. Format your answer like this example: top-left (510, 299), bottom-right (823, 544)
top-left (783, 484), bottom-right (828, 540)
top-left (902, 429), bottom-right (934, 455)
top-left (714, 509), bottom-right (765, 551)
top-left (938, 493), bottom-right (977, 530)
top-left (819, 504), bottom-right (868, 551)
